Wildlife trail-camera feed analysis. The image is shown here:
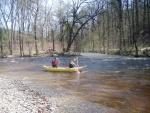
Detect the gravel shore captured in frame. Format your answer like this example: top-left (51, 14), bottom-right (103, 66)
top-left (0, 75), bottom-right (58, 113)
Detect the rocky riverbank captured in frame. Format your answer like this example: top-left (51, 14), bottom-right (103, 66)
top-left (0, 75), bottom-right (58, 113)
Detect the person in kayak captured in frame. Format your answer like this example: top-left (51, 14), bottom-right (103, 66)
top-left (69, 57), bottom-right (78, 68)
top-left (52, 57), bottom-right (59, 68)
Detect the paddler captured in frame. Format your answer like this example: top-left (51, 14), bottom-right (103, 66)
top-left (69, 57), bottom-right (78, 68)
top-left (52, 57), bottom-right (59, 68)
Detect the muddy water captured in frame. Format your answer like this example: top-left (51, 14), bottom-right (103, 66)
top-left (0, 53), bottom-right (150, 113)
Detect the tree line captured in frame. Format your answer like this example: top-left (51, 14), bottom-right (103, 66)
top-left (0, 0), bottom-right (150, 57)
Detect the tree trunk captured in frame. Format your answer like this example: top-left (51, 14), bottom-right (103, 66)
top-left (131, 1), bottom-right (138, 57)
top-left (143, 0), bottom-right (146, 32)
top-left (92, 19), bottom-right (95, 52)
top-left (0, 28), bottom-right (3, 57)
top-left (10, 0), bottom-right (15, 55)
top-left (110, 4), bottom-right (115, 49)
top-left (134, 0), bottom-right (139, 56)
top-left (98, 21), bottom-right (102, 52)
top-left (51, 29), bottom-right (55, 51)
top-left (107, 2), bottom-right (110, 54)
top-left (21, 7), bottom-right (25, 56)
top-left (102, 11), bottom-right (105, 54)
top-left (147, 0), bottom-right (150, 33)
top-left (60, 24), bottom-right (65, 51)
top-left (19, 27), bottom-right (23, 57)
top-left (127, 0), bottom-right (132, 48)
top-left (27, 42), bottom-right (31, 56)
top-left (117, 0), bottom-right (123, 55)
top-left (34, 0), bottom-right (39, 55)
top-left (66, 27), bottom-right (73, 52)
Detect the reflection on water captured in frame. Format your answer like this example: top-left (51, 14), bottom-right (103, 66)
top-left (0, 53), bottom-right (150, 113)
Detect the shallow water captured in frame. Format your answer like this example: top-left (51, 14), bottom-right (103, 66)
top-left (0, 53), bottom-right (150, 113)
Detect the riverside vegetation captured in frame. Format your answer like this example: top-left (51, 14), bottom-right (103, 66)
top-left (0, 0), bottom-right (150, 58)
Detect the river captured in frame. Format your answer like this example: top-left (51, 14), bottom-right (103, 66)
top-left (0, 53), bottom-right (150, 113)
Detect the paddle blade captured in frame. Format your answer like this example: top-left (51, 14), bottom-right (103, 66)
top-left (76, 69), bottom-right (82, 73)
top-left (77, 70), bottom-right (80, 74)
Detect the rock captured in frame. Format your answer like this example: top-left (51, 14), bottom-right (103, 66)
top-left (51, 54), bottom-right (59, 57)
top-left (42, 96), bottom-right (49, 101)
top-left (38, 107), bottom-right (47, 113)
top-left (6, 55), bottom-right (14, 58)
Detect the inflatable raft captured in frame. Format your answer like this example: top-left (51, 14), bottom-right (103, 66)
top-left (43, 65), bottom-right (86, 72)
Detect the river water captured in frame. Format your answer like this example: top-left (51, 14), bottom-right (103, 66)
top-left (0, 53), bottom-right (150, 113)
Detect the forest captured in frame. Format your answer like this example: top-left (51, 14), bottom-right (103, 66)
top-left (0, 0), bottom-right (150, 57)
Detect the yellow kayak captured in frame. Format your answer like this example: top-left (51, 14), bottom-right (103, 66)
top-left (43, 65), bottom-right (86, 72)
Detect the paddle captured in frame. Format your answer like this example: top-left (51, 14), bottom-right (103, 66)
top-left (76, 57), bottom-right (80, 73)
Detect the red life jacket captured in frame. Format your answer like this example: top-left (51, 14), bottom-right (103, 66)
top-left (52, 60), bottom-right (58, 66)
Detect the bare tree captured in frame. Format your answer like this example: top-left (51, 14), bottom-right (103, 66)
top-left (59, 0), bottom-right (104, 52)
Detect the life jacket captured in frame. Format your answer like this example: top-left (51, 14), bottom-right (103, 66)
top-left (52, 60), bottom-right (58, 66)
